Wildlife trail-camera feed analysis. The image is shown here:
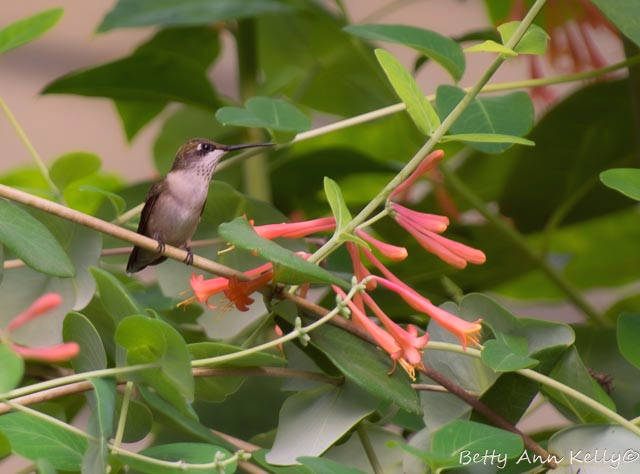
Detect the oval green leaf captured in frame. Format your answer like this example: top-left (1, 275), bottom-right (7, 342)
top-left (440, 133), bottom-right (534, 146)
top-left (216, 97), bottom-right (311, 137)
top-left (0, 8), bottom-right (63, 55)
top-left (266, 384), bottom-right (377, 465)
top-left (600, 168), bottom-right (640, 201)
top-left (49, 152), bottom-right (101, 190)
top-left (63, 311), bottom-right (107, 373)
top-left (0, 200), bottom-right (74, 277)
top-left (498, 21), bottom-right (549, 55)
top-left (375, 49), bottom-right (440, 136)
top-left (0, 345), bottom-right (24, 393)
top-left (436, 85), bottom-right (534, 153)
top-left (98, 0), bottom-right (294, 31)
top-left (344, 24), bottom-right (465, 81)
top-left (0, 411), bottom-right (87, 470)
top-left (43, 52), bottom-right (218, 110)
top-left (617, 312), bottom-right (640, 368)
top-left (90, 267), bottom-right (142, 324)
top-left (116, 315), bottom-right (194, 408)
top-left (481, 339), bottom-right (539, 372)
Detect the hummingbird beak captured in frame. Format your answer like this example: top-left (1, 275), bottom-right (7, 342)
top-left (222, 142), bottom-right (274, 152)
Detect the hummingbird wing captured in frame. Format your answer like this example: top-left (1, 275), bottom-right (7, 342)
top-left (126, 182), bottom-right (166, 273)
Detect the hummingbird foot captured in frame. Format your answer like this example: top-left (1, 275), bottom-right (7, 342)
top-left (152, 234), bottom-right (166, 255)
top-left (183, 245), bottom-right (194, 266)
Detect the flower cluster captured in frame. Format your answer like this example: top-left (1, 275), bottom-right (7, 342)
top-left (184, 150), bottom-right (484, 379)
top-left (2, 293), bottom-right (79, 363)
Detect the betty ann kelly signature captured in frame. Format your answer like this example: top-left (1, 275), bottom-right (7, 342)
top-left (459, 448), bottom-right (640, 470)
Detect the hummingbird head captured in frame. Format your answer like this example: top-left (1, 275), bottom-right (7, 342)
top-left (170, 138), bottom-right (273, 178)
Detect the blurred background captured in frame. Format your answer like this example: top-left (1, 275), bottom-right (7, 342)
top-left (2, 0), bottom-right (548, 181)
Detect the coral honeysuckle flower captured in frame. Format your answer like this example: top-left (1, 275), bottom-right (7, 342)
top-left (372, 276), bottom-right (482, 350)
top-left (186, 262), bottom-right (273, 311)
top-left (253, 217), bottom-right (337, 239)
top-left (11, 343), bottom-right (81, 363)
top-left (355, 229), bottom-right (408, 261)
top-left (389, 150), bottom-right (445, 200)
top-left (3, 293), bottom-right (79, 363)
top-left (333, 286), bottom-right (424, 380)
top-left (361, 292), bottom-right (428, 367)
top-left (7, 293), bottom-right (63, 332)
top-left (391, 203), bottom-right (486, 269)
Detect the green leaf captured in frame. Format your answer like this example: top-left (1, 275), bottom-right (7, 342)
top-left (0, 411), bottom-right (87, 470)
top-left (343, 24), bottom-right (465, 81)
top-left (0, 200), bottom-right (74, 277)
top-left (83, 378), bottom-right (116, 474)
top-left (189, 342), bottom-right (285, 402)
top-left (542, 347), bottom-right (616, 423)
top-left (375, 49), bottom-right (440, 135)
top-left (43, 51), bottom-right (218, 110)
top-left (465, 40), bottom-right (517, 56)
top-left (617, 312), bottom-right (640, 368)
top-left (63, 312), bottom-right (107, 373)
top-left (48, 152), bottom-right (101, 191)
top-left (116, 100), bottom-right (167, 142)
top-left (259, 12), bottom-right (397, 117)
top-left (323, 177), bottom-right (351, 231)
top-left (497, 21), bottom-right (549, 55)
top-left (298, 457), bottom-right (368, 474)
top-left (323, 178), bottom-right (368, 247)
top-left (0, 8), bottom-right (63, 55)
top-left (591, 0), bottom-right (640, 49)
top-left (275, 301), bottom-right (421, 415)
top-left (90, 267), bottom-right (142, 324)
top-left (0, 345), bottom-right (24, 393)
top-left (114, 398), bottom-right (152, 443)
top-left (413, 420), bottom-right (523, 469)
top-left (98, 0), bottom-right (295, 31)
top-left (440, 133), bottom-right (534, 146)
top-left (600, 168), bottom-right (640, 201)
top-left (116, 315), bottom-right (194, 408)
top-left (73, 183), bottom-right (126, 216)
top-left (218, 216), bottom-right (347, 287)
top-left (436, 85), bottom-right (534, 153)
top-left (216, 96), bottom-right (311, 139)
top-left (138, 385), bottom-right (230, 447)
top-left (120, 442), bottom-right (236, 474)
top-left (266, 384), bottom-right (377, 465)
top-left (481, 339), bottom-right (539, 372)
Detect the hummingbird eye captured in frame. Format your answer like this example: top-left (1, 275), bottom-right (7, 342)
top-left (197, 142), bottom-right (214, 153)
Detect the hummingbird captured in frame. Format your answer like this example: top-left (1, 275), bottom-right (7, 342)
top-left (126, 138), bottom-right (273, 273)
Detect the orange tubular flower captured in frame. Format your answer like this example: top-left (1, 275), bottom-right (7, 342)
top-left (355, 229), bottom-right (408, 261)
top-left (253, 217), bottom-right (336, 239)
top-left (389, 150), bottom-right (445, 200)
top-left (187, 262), bottom-right (274, 311)
top-left (372, 276), bottom-right (482, 350)
top-left (391, 203), bottom-right (486, 269)
top-left (334, 286), bottom-right (425, 380)
top-left (4, 293), bottom-right (79, 363)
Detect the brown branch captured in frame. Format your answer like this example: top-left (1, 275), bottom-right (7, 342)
top-left (0, 184), bottom-right (247, 281)
top-left (420, 364), bottom-right (557, 469)
top-left (0, 367), bottom-right (341, 415)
